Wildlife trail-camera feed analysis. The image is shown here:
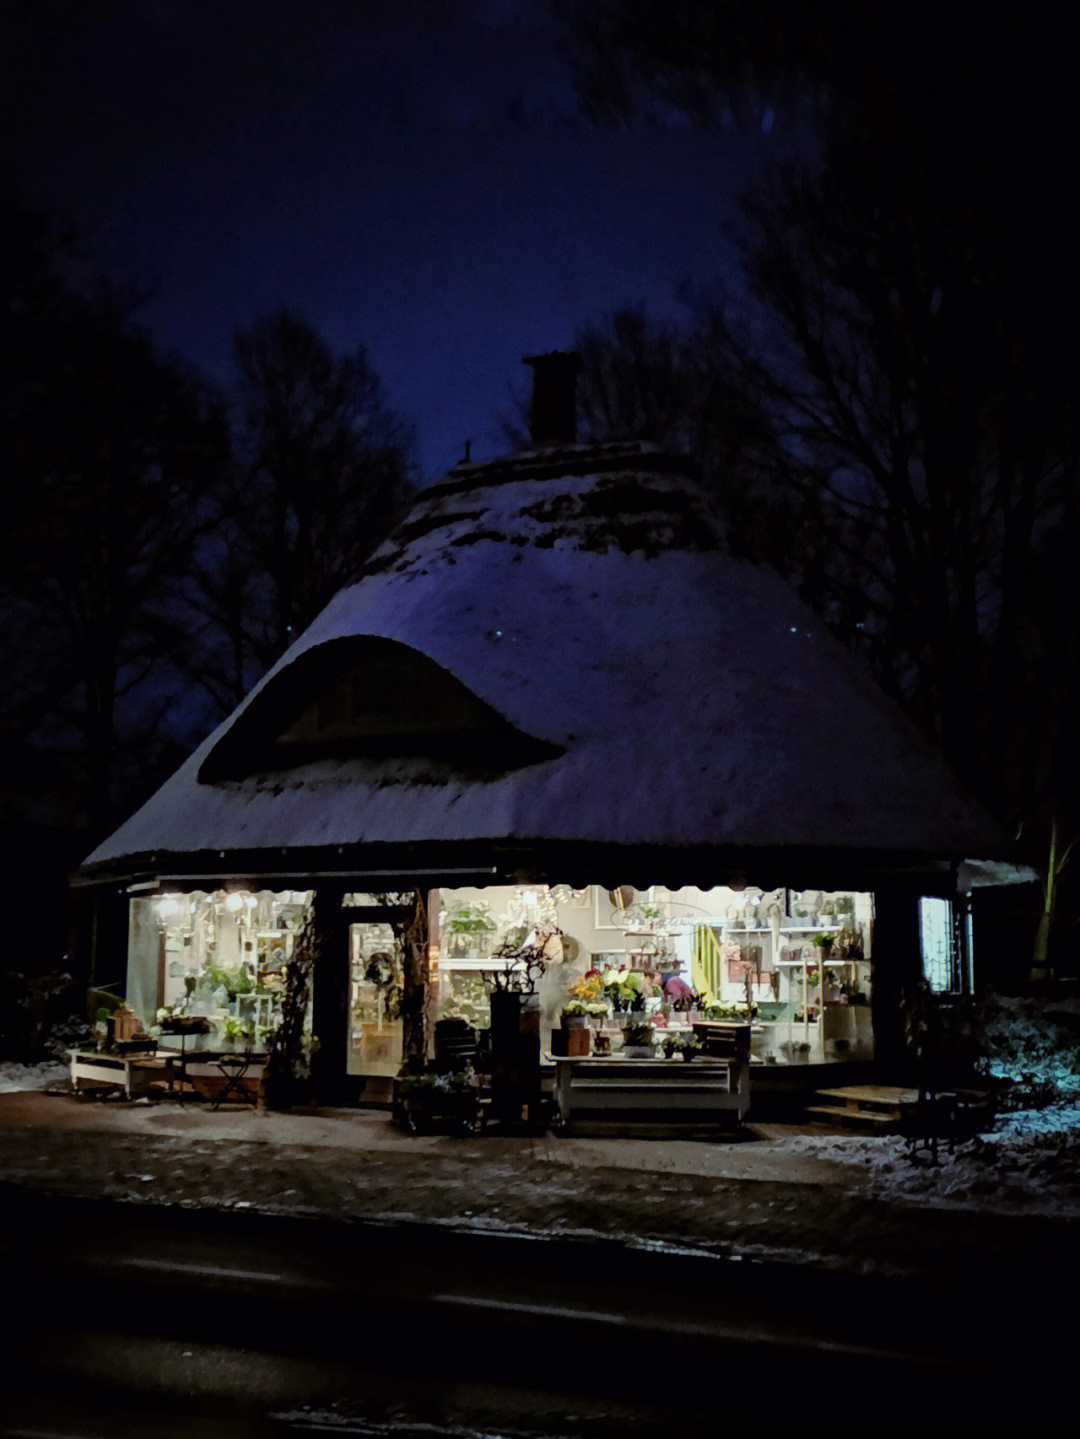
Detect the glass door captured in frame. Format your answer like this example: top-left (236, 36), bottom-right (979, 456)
top-left (346, 921), bottom-right (404, 1077)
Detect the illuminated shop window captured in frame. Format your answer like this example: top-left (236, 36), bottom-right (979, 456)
top-left (919, 897), bottom-right (962, 992)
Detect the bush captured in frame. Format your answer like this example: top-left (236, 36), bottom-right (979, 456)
top-left (0, 969), bottom-right (85, 1063)
top-left (980, 993), bottom-right (1080, 1108)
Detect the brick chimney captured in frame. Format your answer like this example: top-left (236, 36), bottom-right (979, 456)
top-left (523, 351), bottom-right (583, 447)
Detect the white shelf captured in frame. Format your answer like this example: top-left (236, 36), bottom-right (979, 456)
top-left (774, 959), bottom-right (853, 968)
top-left (439, 956), bottom-right (519, 971)
top-left (719, 925), bottom-right (843, 933)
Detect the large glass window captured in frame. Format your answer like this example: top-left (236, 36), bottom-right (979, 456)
top-left (919, 896), bottom-right (970, 993)
top-left (432, 884), bottom-right (874, 1065)
top-left (126, 889), bottom-right (313, 1049)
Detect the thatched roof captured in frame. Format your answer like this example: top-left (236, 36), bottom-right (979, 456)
top-left (79, 441), bottom-right (1019, 888)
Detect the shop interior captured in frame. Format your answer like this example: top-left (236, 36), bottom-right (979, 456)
top-left (127, 888), bottom-right (314, 1050)
top-left (125, 883), bottom-right (874, 1075)
top-left (431, 884), bottom-right (874, 1067)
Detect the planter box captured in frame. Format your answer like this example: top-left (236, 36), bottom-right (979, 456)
top-left (551, 1026), bottom-right (591, 1057)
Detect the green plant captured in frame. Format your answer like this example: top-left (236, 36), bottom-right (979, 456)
top-left (603, 967), bottom-right (647, 1009)
top-left (447, 903), bottom-right (495, 934)
top-left (622, 1019), bottom-right (655, 1046)
top-left (207, 962), bottom-right (255, 995)
top-left (398, 1070), bottom-right (476, 1096)
top-left (811, 932), bottom-right (836, 949)
top-left (705, 1001), bottom-right (755, 1020)
top-left (661, 1033), bottom-right (701, 1060)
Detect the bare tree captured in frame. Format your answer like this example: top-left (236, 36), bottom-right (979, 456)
top-left (226, 310), bottom-right (417, 674)
top-left (2, 252), bottom-right (231, 839)
top-left (552, 4), bottom-right (1080, 970)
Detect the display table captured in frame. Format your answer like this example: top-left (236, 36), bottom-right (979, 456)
top-left (208, 1051), bottom-right (267, 1108)
top-left (550, 1054), bottom-right (749, 1132)
top-left (165, 1048), bottom-right (268, 1105)
top-left (68, 1046), bottom-right (268, 1104)
top-left (68, 1048), bottom-right (172, 1099)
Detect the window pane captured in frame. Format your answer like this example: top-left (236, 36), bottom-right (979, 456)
top-left (919, 897), bottom-right (953, 992)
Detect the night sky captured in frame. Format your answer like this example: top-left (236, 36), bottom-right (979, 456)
top-left (4, 0), bottom-right (783, 482)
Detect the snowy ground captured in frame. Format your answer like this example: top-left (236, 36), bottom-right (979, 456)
top-left (0, 1059), bottom-right (69, 1094)
top-left (0, 1017), bottom-right (89, 1093)
top-left (791, 992), bottom-right (1080, 1216)
top-left (5, 994), bottom-right (1079, 1218)
top-left (787, 1102), bottom-right (1080, 1216)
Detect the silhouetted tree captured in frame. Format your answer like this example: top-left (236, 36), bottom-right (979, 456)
top-left (221, 310), bottom-right (417, 680)
top-left (504, 303), bottom-right (775, 515)
top-left (2, 206), bottom-right (230, 838)
top-left (553, 4), bottom-right (1080, 970)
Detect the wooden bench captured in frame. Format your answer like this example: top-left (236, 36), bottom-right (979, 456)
top-left (550, 1052), bottom-right (749, 1133)
top-left (68, 1048), bottom-right (171, 1100)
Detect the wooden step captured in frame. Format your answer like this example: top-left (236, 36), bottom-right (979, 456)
top-left (803, 1104), bottom-right (902, 1132)
top-left (812, 1084), bottom-right (918, 1114)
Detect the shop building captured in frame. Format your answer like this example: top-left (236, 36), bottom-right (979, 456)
top-left (74, 354), bottom-right (1031, 1106)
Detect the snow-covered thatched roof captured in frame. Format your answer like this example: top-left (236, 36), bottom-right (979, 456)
top-left (79, 440), bottom-right (1018, 887)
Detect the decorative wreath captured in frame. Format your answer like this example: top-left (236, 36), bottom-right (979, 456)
top-left (364, 951), bottom-right (395, 986)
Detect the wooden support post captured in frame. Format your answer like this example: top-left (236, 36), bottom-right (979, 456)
top-left (870, 885), bottom-right (923, 1077)
top-left (395, 889), bottom-right (430, 1075)
top-left (310, 882), bottom-right (347, 1104)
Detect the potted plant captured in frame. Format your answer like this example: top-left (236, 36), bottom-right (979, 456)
top-left (554, 998), bottom-right (593, 1056)
top-left (221, 1016), bottom-right (254, 1049)
top-left (396, 1069), bottom-right (481, 1136)
top-left (603, 966), bottom-right (647, 1013)
top-left (836, 925), bottom-right (864, 961)
top-left (661, 1033), bottom-right (701, 1062)
top-left (621, 1019), bottom-right (656, 1056)
top-left (567, 970), bottom-right (606, 1020)
top-left (560, 999), bottom-right (591, 1029)
top-left (704, 1001), bottom-right (756, 1021)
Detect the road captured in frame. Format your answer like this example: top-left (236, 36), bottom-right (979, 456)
top-left (0, 1188), bottom-right (1062, 1436)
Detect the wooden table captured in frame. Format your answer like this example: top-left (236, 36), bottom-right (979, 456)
top-left (156, 1029), bottom-right (206, 1102)
top-left (68, 1046), bottom-right (267, 1105)
top-left (209, 1051), bottom-right (266, 1108)
top-left (68, 1048), bottom-right (172, 1100)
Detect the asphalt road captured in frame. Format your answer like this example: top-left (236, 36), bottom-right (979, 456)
top-left (0, 1190), bottom-right (1063, 1437)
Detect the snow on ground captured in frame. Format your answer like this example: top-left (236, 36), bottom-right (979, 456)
top-left (3, 994), bottom-right (1078, 1218)
top-left (787, 1105), bottom-right (1080, 1217)
top-left (0, 1059), bottom-right (69, 1093)
top-left (0, 1018), bottom-right (90, 1093)
top-left (789, 993), bottom-right (1080, 1217)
